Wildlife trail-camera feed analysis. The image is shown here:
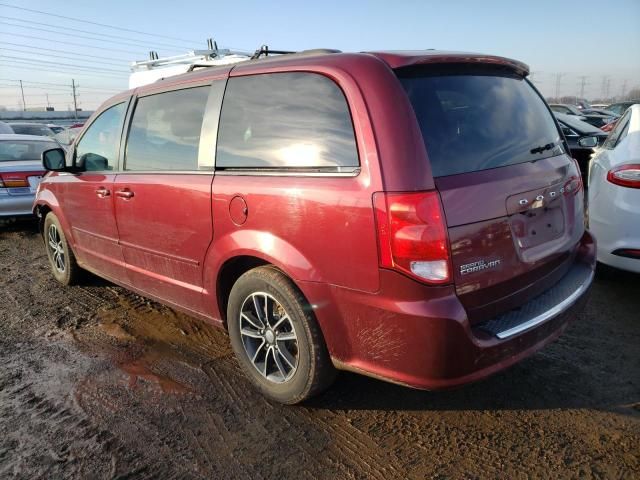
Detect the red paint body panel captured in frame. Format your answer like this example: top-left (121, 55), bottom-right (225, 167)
top-left (34, 50), bottom-right (596, 391)
top-left (47, 173), bottom-right (128, 281)
top-left (112, 174), bottom-right (214, 313)
top-left (201, 173), bottom-right (381, 322)
top-left (436, 154), bottom-right (586, 323)
top-left (303, 232), bottom-right (594, 388)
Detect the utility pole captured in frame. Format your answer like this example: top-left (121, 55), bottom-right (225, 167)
top-left (554, 73), bottom-right (564, 100)
top-left (578, 76), bottom-right (588, 99)
top-left (600, 75), bottom-right (609, 98)
top-left (19, 80), bottom-right (26, 111)
top-left (71, 79), bottom-right (78, 120)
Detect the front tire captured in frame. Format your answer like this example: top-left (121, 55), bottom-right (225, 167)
top-left (227, 266), bottom-right (336, 404)
top-left (43, 212), bottom-right (81, 286)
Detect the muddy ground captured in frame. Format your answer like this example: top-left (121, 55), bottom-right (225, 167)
top-left (0, 220), bottom-right (638, 479)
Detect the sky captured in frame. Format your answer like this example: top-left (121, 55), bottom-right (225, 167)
top-left (0, 0), bottom-right (639, 110)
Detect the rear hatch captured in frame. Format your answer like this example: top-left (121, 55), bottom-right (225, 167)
top-left (397, 64), bottom-right (585, 323)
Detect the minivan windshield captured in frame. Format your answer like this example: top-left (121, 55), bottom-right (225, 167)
top-left (398, 67), bottom-right (562, 177)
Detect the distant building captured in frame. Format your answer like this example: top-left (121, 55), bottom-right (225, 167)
top-left (0, 110), bottom-right (93, 126)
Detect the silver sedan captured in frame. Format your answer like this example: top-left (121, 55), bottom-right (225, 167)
top-left (0, 134), bottom-right (59, 220)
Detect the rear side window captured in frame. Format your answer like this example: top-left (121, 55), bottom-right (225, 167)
top-left (398, 67), bottom-right (562, 177)
top-left (216, 72), bottom-right (359, 170)
top-left (125, 87), bottom-right (210, 171)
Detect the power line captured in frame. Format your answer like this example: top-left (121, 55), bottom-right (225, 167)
top-left (0, 21), bottom-right (185, 52)
top-left (0, 63), bottom-right (127, 81)
top-left (0, 78), bottom-right (123, 91)
top-left (0, 32), bottom-right (147, 55)
top-left (0, 3), bottom-right (200, 44)
top-left (0, 47), bottom-right (127, 67)
top-left (2, 93), bottom-right (72, 97)
top-left (0, 15), bottom-right (196, 51)
top-left (0, 55), bottom-right (128, 74)
top-left (0, 85), bottom-right (72, 92)
top-left (0, 68), bottom-right (127, 86)
top-left (1, 41), bottom-right (130, 62)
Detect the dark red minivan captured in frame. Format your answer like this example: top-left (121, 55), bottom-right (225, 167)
top-left (35, 50), bottom-right (595, 404)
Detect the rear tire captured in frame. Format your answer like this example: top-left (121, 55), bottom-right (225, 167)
top-left (227, 266), bottom-right (336, 404)
top-left (43, 212), bottom-right (81, 286)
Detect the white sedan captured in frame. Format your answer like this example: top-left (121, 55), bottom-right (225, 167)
top-left (588, 105), bottom-right (640, 273)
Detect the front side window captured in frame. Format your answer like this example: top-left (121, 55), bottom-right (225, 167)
top-left (76, 102), bottom-right (127, 171)
top-left (216, 72), bottom-right (359, 170)
top-left (125, 87), bottom-right (210, 171)
top-left (398, 66), bottom-right (562, 177)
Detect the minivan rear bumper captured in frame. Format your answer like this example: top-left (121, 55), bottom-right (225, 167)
top-left (304, 230), bottom-right (596, 390)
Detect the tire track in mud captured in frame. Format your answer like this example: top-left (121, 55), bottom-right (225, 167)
top-left (0, 340), bottom-right (152, 479)
top-left (202, 357), bottom-right (404, 480)
top-left (1, 226), bottom-right (639, 479)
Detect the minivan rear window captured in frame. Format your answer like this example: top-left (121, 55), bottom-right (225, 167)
top-left (397, 67), bottom-right (562, 177)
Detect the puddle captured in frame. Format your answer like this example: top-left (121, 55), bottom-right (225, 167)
top-left (118, 356), bottom-right (192, 394)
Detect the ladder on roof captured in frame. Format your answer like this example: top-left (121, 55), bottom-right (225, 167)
top-left (128, 40), bottom-right (339, 88)
top-left (130, 39), bottom-right (253, 72)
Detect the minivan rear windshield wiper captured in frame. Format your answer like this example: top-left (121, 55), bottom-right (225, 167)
top-left (530, 142), bottom-right (556, 154)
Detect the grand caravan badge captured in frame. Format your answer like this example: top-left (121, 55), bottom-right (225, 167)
top-left (460, 259), bottom-right (502, 275)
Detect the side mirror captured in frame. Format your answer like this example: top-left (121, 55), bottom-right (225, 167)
top-left (578, 136), bottom-right (598, 148)
top-left (79, 153), bottom-right (109, 171)
top-left (42, 148), bottom-right (67, 171)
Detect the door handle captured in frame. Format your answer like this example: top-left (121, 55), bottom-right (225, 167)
top-left (115, 189), bottom-right (134, 199)
top-left (95, 187), bottom-right (110, 198)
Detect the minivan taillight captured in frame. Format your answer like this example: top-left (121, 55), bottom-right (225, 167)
top-left (607, 164), bottom-right (640, 188)
top-left (373, 191), bottom-right (451, 284)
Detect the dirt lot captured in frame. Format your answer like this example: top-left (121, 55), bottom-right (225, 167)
top-left (0, 220), bottom-right (638, 479)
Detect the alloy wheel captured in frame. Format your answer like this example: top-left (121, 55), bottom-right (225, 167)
top-left (47, 224), bottom-right (65, 273)
top-left (239, 292), bottom-right (298, 383)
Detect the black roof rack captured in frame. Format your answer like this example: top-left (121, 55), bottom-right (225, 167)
top-left (251, 45), bottom-right (342, 60)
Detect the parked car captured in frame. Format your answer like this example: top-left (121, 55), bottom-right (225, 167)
top-left (555, 112), bottom-right (608, 181)
top-left (0, 121), bottom-right (14, 134)
top-left (605, 101), bottom-right (639, 116)
top-left (601, 119), bottom-right (618, 133)
top-left (34, 50), bottom-right (595, 404)
top-left (582, 108), bottom-right (619, 118)
top-left (46, 124), bottom-right (66, 134)
top-left (0, 134), bottom-right (53, 221)
top-left (8, 123), bottom-right (56, 137)
top-left (588, 105), bottom-right (640, 273)
top-left (549, 104), bottom-right (613, 128)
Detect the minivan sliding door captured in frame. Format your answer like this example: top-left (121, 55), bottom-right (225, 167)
top-left (112, 80), bottom-right (226, 314)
